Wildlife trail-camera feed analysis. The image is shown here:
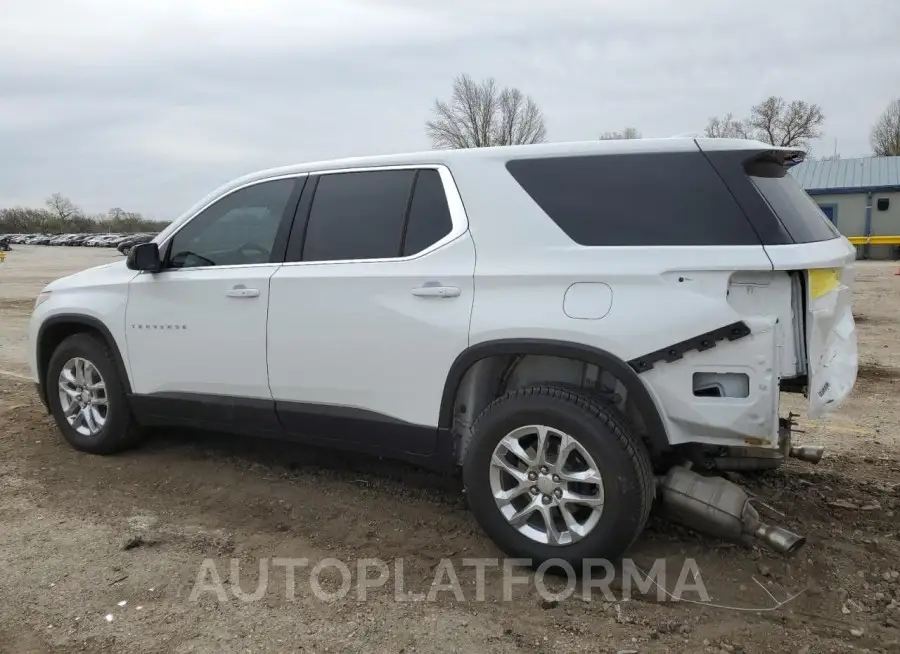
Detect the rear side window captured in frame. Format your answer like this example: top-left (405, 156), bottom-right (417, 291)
top-left (402, 169), bottom-right (454, 256)
top-left (750, 174), bottom-right (840, 243)
top-left (301, 170), bottom-right (415, 262)
top-left (505, 152), bottom-right (760, 246)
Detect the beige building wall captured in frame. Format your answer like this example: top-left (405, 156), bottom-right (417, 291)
top-left (812, 191), bottom-right (900, 260)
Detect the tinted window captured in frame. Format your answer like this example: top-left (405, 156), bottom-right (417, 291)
top-left (505, 152), bottom-right (760, 246)
top-left (751, 175), bottom-right (841, 243)
top-left (402, 170), bottom-right (454, 256)
top-left (302, 170), bottom-right (415, 262)
top-left (167, 178), bottom-right (295, 268)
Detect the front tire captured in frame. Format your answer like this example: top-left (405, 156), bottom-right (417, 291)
top-left (46, 333), bottom-right (143, 454)
top-left (463, 385), bottom-right (654, 569)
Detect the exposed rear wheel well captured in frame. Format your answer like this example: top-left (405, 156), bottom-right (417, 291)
top-left (440, 341), bottom-right (670, 466)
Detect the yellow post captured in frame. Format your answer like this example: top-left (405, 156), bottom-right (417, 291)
top-left (847, 235), bottom-right (900, 245)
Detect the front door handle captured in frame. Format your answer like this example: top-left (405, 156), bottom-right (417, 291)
top-left (226, 286), bottom-right (260, 298)
top-left (412, 284), bottom-right (460, 298)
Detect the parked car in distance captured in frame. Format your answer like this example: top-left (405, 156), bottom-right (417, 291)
top-left (27, 138), bottom-right (857, 567)
top-left (1, 232), bottom-right (162, 249)
top-left (117, 233), bottom-right (156, 255)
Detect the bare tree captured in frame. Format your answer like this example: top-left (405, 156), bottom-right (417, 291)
top-left (45, 193), bottom-right (81, 221)
top-left (871, 98), bottom-right (900, 156)
top-left (705, 97), bottom-right (825, 149)
top-left (426, 74), bottom-right (547, 149)
top-left (599, 127), bottom-right (641, 140)
top-left (746, 96), bottom-right (825, 148)
top-left (704, 113), bottom-right (748, 139)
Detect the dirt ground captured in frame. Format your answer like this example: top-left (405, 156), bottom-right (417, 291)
top-left (0, 245), bottom-right (899, 654)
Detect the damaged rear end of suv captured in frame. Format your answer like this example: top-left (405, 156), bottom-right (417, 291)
top-left (651, 140), bottom-right (859, 555)
top-left (459, 137), bottom-right (858, 565)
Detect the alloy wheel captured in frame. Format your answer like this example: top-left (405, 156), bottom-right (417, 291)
top-left (489, 424), bottom-right (605, 546)
top-left (58, 357), bottom-right (109, 437)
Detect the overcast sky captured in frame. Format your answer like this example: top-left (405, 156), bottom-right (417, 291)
top-left (2, 0), bottom-right (898, 219)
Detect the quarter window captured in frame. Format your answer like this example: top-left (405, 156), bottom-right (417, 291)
top-left (167, 178), bottom-right (296, 269)
top-left (506, 153), bottom-right (760, 246)
top-left (402, 169), bottom-right (454, 256)
top-left (751, 174), bottom-right (841, 242)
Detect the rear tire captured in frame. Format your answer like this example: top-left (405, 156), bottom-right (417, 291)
top-left (46, 333), bottom-right (143, 455)
top-left (463, 385), bottom-right (654, 569)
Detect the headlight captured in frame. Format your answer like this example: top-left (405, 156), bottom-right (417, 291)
top-left (34, 291), bottom-right (52, 310)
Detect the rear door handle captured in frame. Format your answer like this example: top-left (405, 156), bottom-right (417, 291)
top-left (226, 286), bottom-right (260, 298)
top-left (412, 284), bottom-right (460, 298)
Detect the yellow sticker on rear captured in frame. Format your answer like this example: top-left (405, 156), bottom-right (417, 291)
top-left (809, 268), bottom-right (840, 299)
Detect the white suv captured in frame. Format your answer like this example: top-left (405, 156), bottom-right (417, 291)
top-left (29, 138), bottom-right (858, 566)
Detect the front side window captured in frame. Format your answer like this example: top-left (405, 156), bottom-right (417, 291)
top-left (166, 178), bottom-right (296, 269)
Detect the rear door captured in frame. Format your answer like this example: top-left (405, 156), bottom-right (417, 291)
top-left (266, 165), bottom-right (475, 455)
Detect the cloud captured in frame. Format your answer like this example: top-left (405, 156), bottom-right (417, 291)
top-left (1, 0), bottom-right (898, 217)
top-left (2, 0), bottom-right (452, 68)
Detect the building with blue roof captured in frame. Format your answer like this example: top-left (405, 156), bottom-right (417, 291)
top-left (788, 156), bottom-right (900, 259)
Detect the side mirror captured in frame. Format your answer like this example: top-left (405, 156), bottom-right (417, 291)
top-left (126, 242), bottom-right (162, 272)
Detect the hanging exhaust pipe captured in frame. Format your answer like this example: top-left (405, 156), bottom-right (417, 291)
top-left (789, 445), bottom-right (825, 464)
top-left (658, 465), bottom-right (806, 555)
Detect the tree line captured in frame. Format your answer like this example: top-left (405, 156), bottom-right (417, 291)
top-left (0, 193), bottom-right (169, 235)
top-left (426, 73), bottom-right (900, 157)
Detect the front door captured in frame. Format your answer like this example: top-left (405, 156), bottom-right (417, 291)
top-left (125, 176), bottom-right (303, 430)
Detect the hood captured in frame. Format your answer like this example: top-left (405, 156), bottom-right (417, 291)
top-left (42, 259), bottom-right (138, 293)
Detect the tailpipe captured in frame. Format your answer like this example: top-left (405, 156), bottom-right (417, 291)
top-left (789, 445), bottom-right (825, 464)
top-left (658, 465), bottom-right (806, 556)
top-left (753, 524), bottom-right (806, 555)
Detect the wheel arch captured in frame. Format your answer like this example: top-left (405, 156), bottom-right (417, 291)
top-left (36, 314), bottom-right (132, 410)
top-left (439, 338), bottom-right (671, 457)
